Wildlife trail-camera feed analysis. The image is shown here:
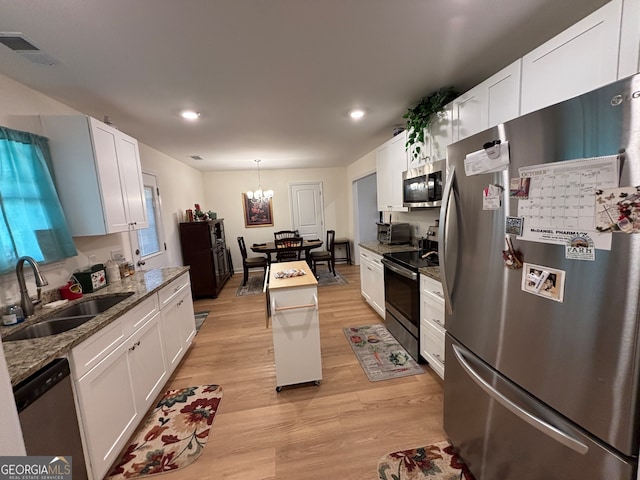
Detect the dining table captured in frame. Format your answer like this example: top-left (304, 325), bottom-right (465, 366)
top-left (250, 239), bottom-right (323, 265)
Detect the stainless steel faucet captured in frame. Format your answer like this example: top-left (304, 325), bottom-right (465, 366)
top-left (16, 256), bottom-right (49, 317)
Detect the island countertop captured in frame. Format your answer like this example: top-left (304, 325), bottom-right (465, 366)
top-left (2, 267), bottom-right (189, 386)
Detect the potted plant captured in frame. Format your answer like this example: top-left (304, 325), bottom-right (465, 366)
top-left (403, 86), bottom-right (458, 160)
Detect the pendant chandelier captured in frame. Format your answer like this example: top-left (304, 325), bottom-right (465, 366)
top-left (246, 159), bottom-right (273, 201)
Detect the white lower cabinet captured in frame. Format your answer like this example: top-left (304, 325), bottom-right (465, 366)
top-left (158, 273), bottom-right (196, 372)
top-left (360, 250), bottom-right (385, 318)
top-left (72, 295), bottom-right (165, 480)
top-left (69, 272), bottom-right (196, 480)
top-left (271, 284), bottom-right (322, 389)
top-left (420, 275), bottom-right (445, 379)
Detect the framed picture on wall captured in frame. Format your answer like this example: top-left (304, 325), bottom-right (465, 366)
top-left (242, 194), bottom-right (274, 227)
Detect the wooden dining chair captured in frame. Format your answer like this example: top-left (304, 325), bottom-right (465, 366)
top-left (310, 230), bottom-right (336, 276)
top-left (273, 230), bottom-right (299, 241)
top-left (274, 236), bottom-right (303, 262)
top-left (237, 236), bottom-right (268, 286)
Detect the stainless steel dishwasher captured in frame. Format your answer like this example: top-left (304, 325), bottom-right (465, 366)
top-left (13, 358), bottom-right (88, 480)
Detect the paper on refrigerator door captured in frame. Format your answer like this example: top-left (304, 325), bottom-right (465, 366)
top-left (516, 155), bottom-right (619, 250)
top-left (464, 141), bottom-right (510, 176)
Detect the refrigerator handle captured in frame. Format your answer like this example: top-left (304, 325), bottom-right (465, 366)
top-left (451, 343), bottom-right (589, 455)
top-left (438, 165), bottom-right (455, 314)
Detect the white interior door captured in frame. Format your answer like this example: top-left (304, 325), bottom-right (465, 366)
top-left (289, 182), bottom-right (324, 242)
top-left (129, 172), bottom-right (167, 270)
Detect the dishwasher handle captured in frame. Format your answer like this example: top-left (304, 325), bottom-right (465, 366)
top-left (13, 358), bottom-right (70, 413)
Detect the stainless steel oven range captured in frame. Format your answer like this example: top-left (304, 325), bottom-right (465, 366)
top-left (381, 250), bottom-right (438, 361)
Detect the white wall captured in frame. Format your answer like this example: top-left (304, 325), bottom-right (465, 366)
top-left (202, 167), bottom-right (348, 272)
top-left (138, 144), bottom-right (205, 267)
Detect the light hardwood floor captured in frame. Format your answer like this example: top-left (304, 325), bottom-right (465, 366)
top-left (158, 263), bottom-right (446, 480)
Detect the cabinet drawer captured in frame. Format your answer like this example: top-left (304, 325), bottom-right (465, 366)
top-left (121, 294), bottom-right (159, 338)
top-left (158, 273), bottom-right (190, 308)
top-left (421, 322), bottom-right (445, 377)
top-left (70, 318), bottom-right (124, 380)
top-left (421, 293), bottom-right (445, 330)
top-left (420, 275), bottom-right (444, 299)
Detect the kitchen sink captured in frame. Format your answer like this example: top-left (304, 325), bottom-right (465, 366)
top-left (3, 292), bottom-right (134, 341)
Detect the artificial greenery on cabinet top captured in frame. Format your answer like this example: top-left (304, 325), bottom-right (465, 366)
top-left (403, 86), bottom-right (458, 160)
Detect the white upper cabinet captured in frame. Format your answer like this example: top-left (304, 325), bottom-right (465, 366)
top-left (452, 60), bottom-right (522, 142)
top-left (407, 102), bottom-right (454, 169)
top-left (452, 83), bottom-right (485, 141)
top-left (485, 60), bottom-right (522, 127)
top-left (520, 0), bottom-right (622, 115)
top-left (618, 0), bottom-right (640, 79)
top-left (41, 115), bottom-right (148, 236)
top-left (376, 132), bottom-right (408, 211)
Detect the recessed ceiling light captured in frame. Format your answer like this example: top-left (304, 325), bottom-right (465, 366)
top-left (181, 110), bottom-right (200, 120)
top-left (349, 109), bottom-right (365, 120)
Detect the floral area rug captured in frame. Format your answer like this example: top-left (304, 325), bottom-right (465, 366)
top-left (107, 385), bottom-right (223, 479)
top-left (378, 441), bottom-right (475, 480)
top-left (343, 325), bottom-right (425, 382)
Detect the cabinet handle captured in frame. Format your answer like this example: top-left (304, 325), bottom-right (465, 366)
top-left (129, 340), bottom-right (141, 352)
top-left (274, 302), bottom-right (315, 312)
top-left (433, 353), bottom-right (444, 364)
top-left (432, 317), bottom-right (443, 326)
top-left (178, 299), bottom-right (183, 306)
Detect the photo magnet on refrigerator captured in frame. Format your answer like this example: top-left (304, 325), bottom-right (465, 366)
top-left (505, 216), bottom-right (524, 236)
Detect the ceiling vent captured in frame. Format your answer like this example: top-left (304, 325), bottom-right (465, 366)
top-left (189, 155), bottom-right (204, 160)
top-left (0, 32), bottom-right (57, 65)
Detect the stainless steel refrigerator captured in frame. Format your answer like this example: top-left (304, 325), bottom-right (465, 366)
top-left (441, 73), bottom-right (640, 479)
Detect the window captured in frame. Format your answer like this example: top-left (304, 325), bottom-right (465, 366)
top-left (136, 186), bottom-right (160, 257)
top-left (0, 126), bottom-right (77, 274)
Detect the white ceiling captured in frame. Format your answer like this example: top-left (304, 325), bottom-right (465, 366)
top-left (0, 0), bottom-right (609, 171)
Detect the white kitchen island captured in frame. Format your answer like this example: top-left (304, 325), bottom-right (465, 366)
top-left (268, 261), bottom-right (322, 392)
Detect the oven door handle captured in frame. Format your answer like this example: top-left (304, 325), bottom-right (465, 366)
top-left (381, 259), bottom-right (417, 281)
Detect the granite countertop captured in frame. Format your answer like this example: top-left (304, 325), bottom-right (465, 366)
top-left (419, 266), bottom-right (441, 282)
top-left (2, 266), bottom-right (189, 386)
top-left (359, 242), bottom-right (418, 255)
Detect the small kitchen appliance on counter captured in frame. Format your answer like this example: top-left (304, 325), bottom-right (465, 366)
top-left (376, 222), bottom-right (411, 245)
top-left (74, 264), bottom-right (107, 292)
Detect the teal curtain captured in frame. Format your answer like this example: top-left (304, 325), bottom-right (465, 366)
top-left (0, 126), bottom-right (77, 274)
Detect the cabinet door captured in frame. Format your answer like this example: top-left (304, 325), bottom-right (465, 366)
top-left (387, 133), bottom-right (409, 211)
top-left (128, 312), bottom-right (167, 411)
top-left (453, 84), bottom-right (486, 141)
top-left (360, 253), bottom-right (373, 302)
top-left (377, 133), bottom-right (409, 211)
top-left (408, 102), bottom-right (455, 169)
top-left (75, 340), bottom-right (138, 480)
top-left (376, 143), bottom-right (393, 211)
top-left (485, 60), bottom-right (521, 127)
top-left (429, 102), bottom-right (454, 162)
top-left (370, 258), bottom-right (385, 318)
top-left (178, 288), bottom-right (196, 347)
top-left (89, 117), bottom-right (129, 233)
top-left (407, 127), bottom-right (429, 169)
top-left (160, 294), bottom-right (184, 372)
top-left (521, 0), bottom-right (622, 115)
top-left (116, 132), bottom-right (148, 230)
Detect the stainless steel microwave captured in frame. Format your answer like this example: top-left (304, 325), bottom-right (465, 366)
top-left (402, 160), bottom-right (445, 208)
